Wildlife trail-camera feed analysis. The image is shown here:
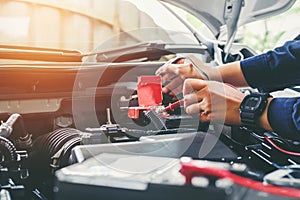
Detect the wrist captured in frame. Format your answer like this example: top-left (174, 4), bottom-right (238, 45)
top-left (258, 97), bottom-right (273, 131)
top-left (239, 92), bottom-right (272, 129)
top-left (227, 94), bottom-right (246, 125)
top-left (217, 61), bottom-right (249, 86)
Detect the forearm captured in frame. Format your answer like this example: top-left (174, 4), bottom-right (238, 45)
top-left (208, 61), bottom-right (249, 87)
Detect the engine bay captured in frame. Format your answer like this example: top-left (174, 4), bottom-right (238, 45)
top-left (1, 0), bottom-right (300, 199)
top-left (0, 59), bottom-right (299, 200)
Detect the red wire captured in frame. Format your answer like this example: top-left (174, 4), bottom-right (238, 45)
top-left (264, 136), bottom-right (300, 156)
top-left (181, 161), bottom-right (300, 198)
top-left (164, 99), bottom-right (184, 112)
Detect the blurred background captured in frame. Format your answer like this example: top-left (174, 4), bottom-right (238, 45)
top-left (1, 0), bottom-right (299, 53)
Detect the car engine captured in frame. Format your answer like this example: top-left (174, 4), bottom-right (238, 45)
top-left (0, 59), bottom-right (299, 200)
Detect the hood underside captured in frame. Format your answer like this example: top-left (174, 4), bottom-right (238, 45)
top-left (161, 0), bottom-right (296, 36)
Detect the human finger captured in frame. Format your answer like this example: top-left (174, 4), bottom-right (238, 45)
top-left (183, 78), bottom-right (207, 96)
top-left (155, 59), bottom-right (180, 75)
top-left (175, 63), bottom-right (201, 79)
top-left (156, 54), bottom-right (188, 72)
top-left (184, 92), bottom-right (198, 104)
top-left (186, 54), bottom-right (211, 80)
top-left (171, 85), bottom-right (184, 96)
top-left (162, 76), bottom-right (184, 93)
top-left (185, 102), bottom-right (201, 115)
top-left (160, 63), bottom-right (194, 89)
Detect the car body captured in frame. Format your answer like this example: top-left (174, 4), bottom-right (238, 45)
top-left (0, 0), bottom-right (299, 199)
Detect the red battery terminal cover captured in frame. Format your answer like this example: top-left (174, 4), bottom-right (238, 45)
top-left (128, 76), bottom-right (163, 119)
top-left (137, 76), bottom-right (162, 107)
top-left (128, 106), bottom-right (150, 119)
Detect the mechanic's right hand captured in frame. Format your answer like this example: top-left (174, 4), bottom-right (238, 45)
top-left (155, 55), bottom-right (216, 96)
top-left (183, 78), bottom-right (246, 125)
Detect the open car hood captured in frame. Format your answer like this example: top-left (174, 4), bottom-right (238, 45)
top-left (161, 0), bottom-right (296, 37)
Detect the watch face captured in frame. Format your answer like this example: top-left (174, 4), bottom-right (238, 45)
top-left (243, 96), bottom-right (260, 111)
top-left (240, 93), bottom-right (270, 125)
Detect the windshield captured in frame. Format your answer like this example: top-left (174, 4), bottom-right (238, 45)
top-left (0, 0), bottom-right (198, 54)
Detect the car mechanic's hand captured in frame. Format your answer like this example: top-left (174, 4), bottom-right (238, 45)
top-left (155, 55), bottom-right (218, 96)
top-left (183, 78), bottom-right (246, 125)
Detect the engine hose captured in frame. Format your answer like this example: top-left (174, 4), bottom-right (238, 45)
top-left (0, 136), bottom-right (17, 163)
top-left (0, 113), bottom-right (32, 150)
top-left (47, 128), bottom-right (81, 156)
top-left (13, 115), bottom-right (32, 150)
top-left (29, 128), bottom-right (82, 174)
top-left (26, 128), bottom-right (82, 198)
top-left (50, 136), bottom-right (82, 171)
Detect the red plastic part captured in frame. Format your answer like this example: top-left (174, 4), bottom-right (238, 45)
top-left (137, 76), bottom-right (162, 107)
top-left (128, 107), bottom-right (149, 119)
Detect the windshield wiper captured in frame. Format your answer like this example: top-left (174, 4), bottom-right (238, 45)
top-left (0, 45), bottom-right (84, 62)
top-left (93, 41), bottom-right (207, 62)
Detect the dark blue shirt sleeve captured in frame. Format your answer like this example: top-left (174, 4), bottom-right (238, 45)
top-left (240, 35), bottom-right (300, 138)
top-left (268, 97), bottom-right (300, 139)
top-left (240, 37), bottom-right (300, 92)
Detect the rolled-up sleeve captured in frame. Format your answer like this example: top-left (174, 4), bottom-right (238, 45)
top-left (240, 38), bottom-right (300, 91)
top-left (240, 35), bottom-right (300, 138)
top-left (267, 97), bottom-right (300, 139)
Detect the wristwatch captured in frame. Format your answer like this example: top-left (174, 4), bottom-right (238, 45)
top-left (239, 92), bottom-right (271, 126)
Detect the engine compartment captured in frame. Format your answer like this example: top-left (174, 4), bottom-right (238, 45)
top-left (0, 61), bottom-right (198, 199)
top-left (1, 0), bottom-right (299, 198)
top-left (0, 60), bottom-right (299, 200)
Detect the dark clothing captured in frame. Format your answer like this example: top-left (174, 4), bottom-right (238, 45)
top-left (240, 35), bottom-right (300, 139)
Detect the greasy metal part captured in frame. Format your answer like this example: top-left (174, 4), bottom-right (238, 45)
top-left (264, 167), bottom-right (300, 187)
top-left (106, 108), bottom-right (112, 125)
top-left (224, 0), bottom-right (244, 61)
top-left (0, 114), bottom-right (20, 138)
top-left (143, 110), bottom-right (167, 130)
top-left (0, 114), bottom-right (33, 150)
top-left (14, 134), bottom-right (33, 150)
top-left (55, 116), bottom-right (74, 128)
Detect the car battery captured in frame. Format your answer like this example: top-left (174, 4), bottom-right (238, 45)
top-left (54, 153), bottom-right (229, 200)
top-left (69, 131), bottom-right (238, 163)
top-left (54, 153), bottom-right (299, 200)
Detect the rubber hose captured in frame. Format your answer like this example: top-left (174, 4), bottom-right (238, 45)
top-left (0, 136), bottom-right (17, 162)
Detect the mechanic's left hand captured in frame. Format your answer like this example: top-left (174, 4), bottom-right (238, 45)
top-left (155, 55), bottom-right (217, 96)
top-left (183, 79), bottom-right (246, 125)
top-left (155, 57), bottom-right (202, 95)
